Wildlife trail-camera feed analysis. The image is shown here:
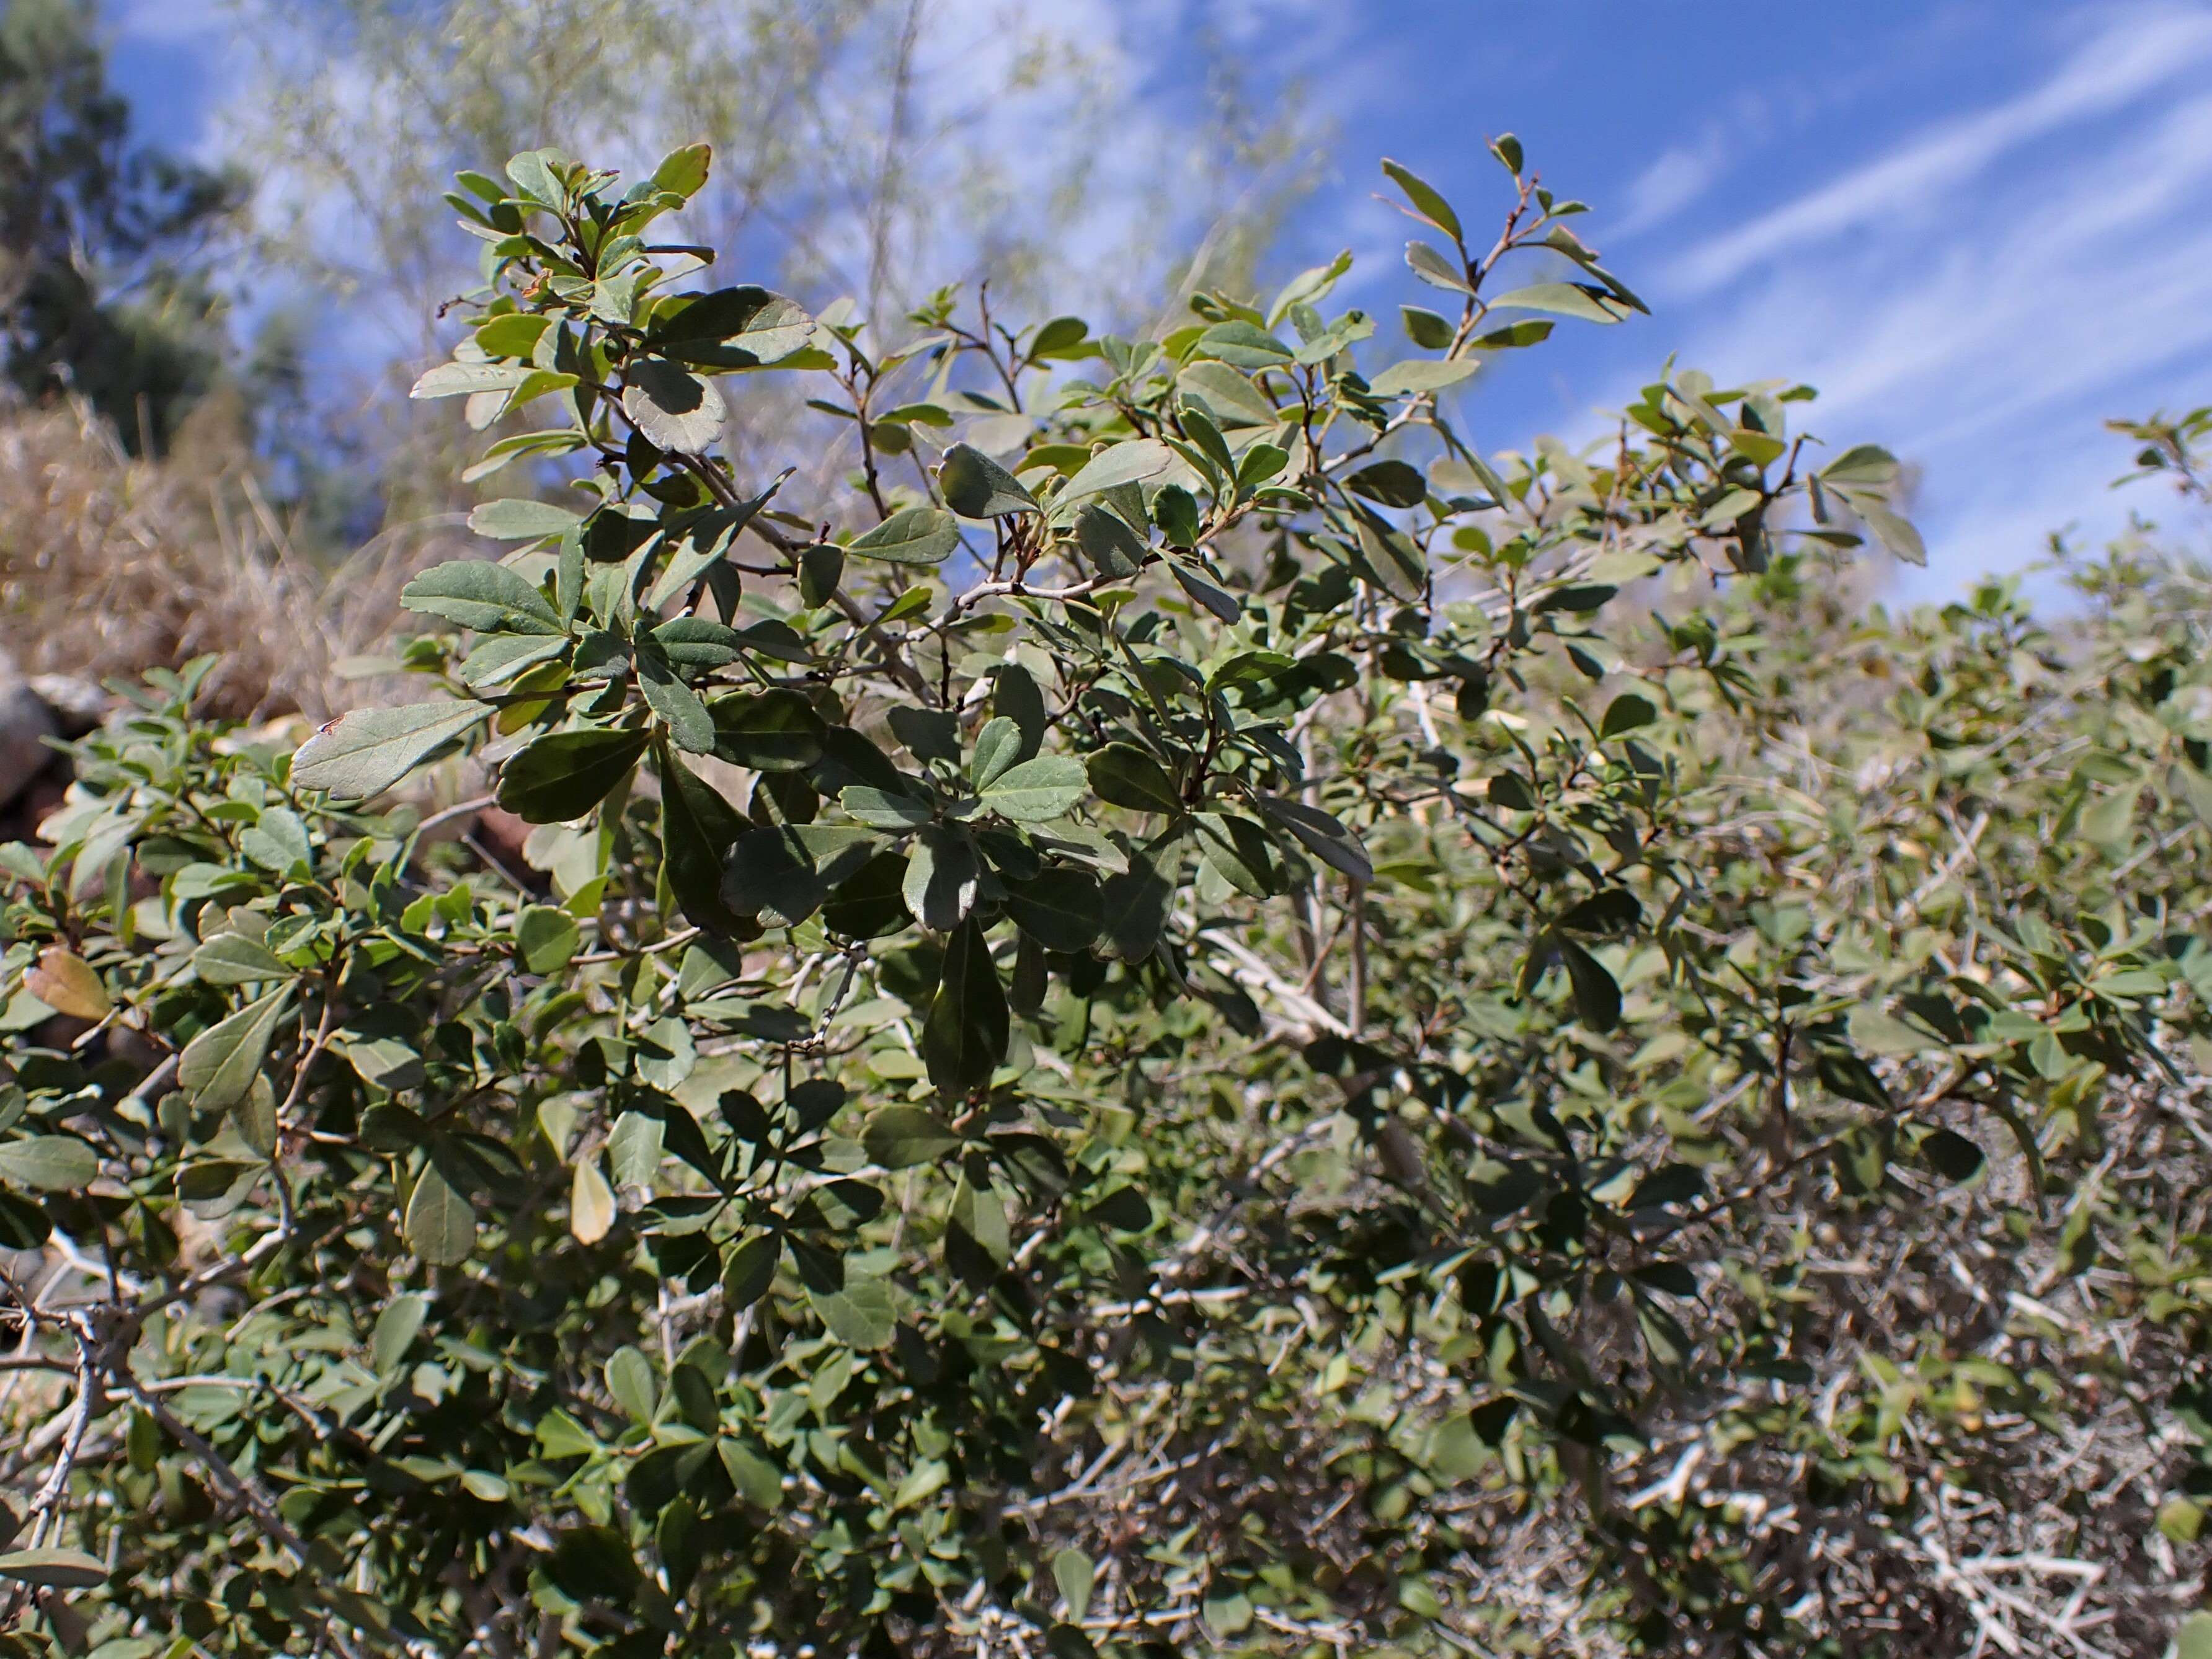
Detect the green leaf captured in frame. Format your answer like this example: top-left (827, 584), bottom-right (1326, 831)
top-left (0, 1187), bottom-right (48, 1247)
top-left (1401, 304), bottom-right (1455, 350)
top-left (1627, 1164), bottom-right (1703, 1210)
top-left (192, 932), bottom-right (291, 986)
top-left (1178, 361), bottom-right (1276, 427)
top-left (1178, 402), bottom-right (1234, 479)
top-left (1087, 745), bottom-right (1181, 814)
top-left (889, 706), bottom-right (960, 766)
top-left (660, 753), bottom-right (748, 934)
top-left (460, 632), bottom-right (564, 689)
top-left (497, 727), bottom-right (649, 823)
top-left (515, 906), bottom-right (580, 975)
top-left (412, 360), bottom-right (530, 400)
top-left (716, 1438), bottom-right (783, 1511)
top-left (1488, 281), bottom-right (1632, 323)
top-left (839, 786), bottom-right (932, 830)
top-left (178, 986), bottom-right (295, 1114)
top-left (2179, 1611), bottom-right (2212, 1659)
top-left (505, 146), bottom-right (566, 206)
top-left (2170, 761), bottom-right (2212, 830)
top-left (710, 689), bottom-right (826, 771)
top-left (570, 1156), bottom-right (616, 1244)
top-left (923, 918), bottom-right (1008, 1097)
top-left (644, 475), bottom-right (794, 610)
top-left (1405, 239), bottom-right (1471, 293)
top-left (1194, 320), bottom-right (1294, 369)
top-left (239, 807), bottom-right (311, 873)
top-left (1003, 867), bottom-right (1103, 952)
top-left (1426, 1412), bottom-right (1484, 1482)
top-left (1204, 1588), bottom-right (1254, 1637)
top-left (1152, 484), bottom-right (1202, 549)
top-left (848, 507), bottom-right (962, 565)
top-left (722, 1232), bottom-right (778, 1309)
top-left (1922, 1128), bottom-right (1986, 1183)
top-left (1096, 859), bottom-right (1171, 961)
top-left (724, 823), bottom-right (879, 926)
top-left (293, 701), bottom-right (491, 800)
top-left (1345, 460), bottom-right (1428, 508)
top-left (1855, 500), bottom-right (1926, 565)
top-left (651, 141), bottom-right (712, 199)
top-left (947, 1172), bottom-right (1009, 1283)
top-left (0, 1548), bottom-right (106, 1590)
top-left (0, 1135), bottom-right (97, 1193)
top-left (979, 756), bottom-right (1088, 823)
top-left (1555, 937), bottom-right (1621, 1032)
top-left (1196, 811), bottom-right (1279, 898)
top-left (903, 825), bottom-right (981, 931)
top-left (624, 357), bottom-right (727, 451)
top-left (1057, 438), bottom-right (1176, 507)
top-left (636, 639), bottom-right (715, 754)
top-left (970, 717), bottom-right (1023, 789)
top-left (651, 617), bottom-right (745, 668)
top-left (1381, 159), bottom-right (1461, 241)
top-left (1729, 426), bottom-right (1788, 466)
top-left (1820, 443), bottom-right (1899, 487)
top-left (466, 499), bottom-right (584, 542)
top-left (1073, 503), bottom-right (1147, 578)
top-left (1258, 796), bottom-right (1373, 883)
top-left (404, 1157), bottom-right (475, 1265)
top-left (371, 1293), bottom-right (429, 1374)
top-left (649, 285), bottom-right (815, 366)
top-left (1471, 319), bottom-right (1554, 350)
top-left (403, 558), bottom-right (564, 633)
top-left (1365, 358), bottom-right (1479, 398)
top-left (1237, 442), bottom-right (1288, 493)
top-left (1081, 1185), bottom-right (1150, 1231)
top-left (1849, 1004), bottom-right (1937, 1057)
top-left (938, 443), bottom-right (1038, 518)
top-left (1354, 508), bottom-right (1426, 600)
top-left (606, 1345), bottom-right (658, 1423)
top-left (1556, 888), bottom-right (1642, 936)
top-left (863, 1106), bottom-right (960, 1169)
top-left (1599, 692), bottom-right (1657, 738)
top-left (1026, 315), bottom-right (1091, 360)
top-left (799, 542), bottom-right (844, 606)
top-left (1054, 1549), bottom-right (1096, 1623)
top-left (1266, 247), bottom-right (1354, 325)
top-left (807, 1274), bottom-right (895, 1350)
top-left (2160, 1497), bottom-right (2205, 1545)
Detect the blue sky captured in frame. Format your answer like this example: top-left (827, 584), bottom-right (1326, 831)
top-left (104, 0), bottom-right (2212, 593)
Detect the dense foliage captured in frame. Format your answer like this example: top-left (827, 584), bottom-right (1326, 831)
top-left (2, 143), bottom-right (2210, 1659)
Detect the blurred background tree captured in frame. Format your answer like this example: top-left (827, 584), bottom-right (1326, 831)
top-left (0, 0), bottom-right (242, 453)
top-left (218, 0), bottom-right (1326, 536)
top-left (0, 0), bottom-right (1330, 712)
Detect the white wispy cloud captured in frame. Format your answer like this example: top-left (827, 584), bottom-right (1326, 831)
top-left (109, 0), bottom-right (229, 43)
top-left (1632, 2), bottom-right (2212, 587)
top-left (1669, 3), bottom-right (2212, 293)
top-left (1614, 135), bottom-right (1728, 238)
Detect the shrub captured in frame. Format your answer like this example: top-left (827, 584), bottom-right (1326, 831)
top-left (0, 142), bottom-right (2209, 1658)
top-left (0, 397), bottom-right (425, 722)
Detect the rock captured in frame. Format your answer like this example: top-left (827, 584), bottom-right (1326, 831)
top-left (0, 675), bottom-right (60, 815)
top-left (27, 674), bottom-right (109, 738)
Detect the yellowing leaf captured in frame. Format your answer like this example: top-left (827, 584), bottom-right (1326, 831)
top-left (571, 1155), bottom-right (616, 1244)
top-left (24, 947), bottom-right (109, 1022)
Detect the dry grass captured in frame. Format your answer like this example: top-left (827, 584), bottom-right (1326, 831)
top-left (0, 396), bottom-right (455, 721)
